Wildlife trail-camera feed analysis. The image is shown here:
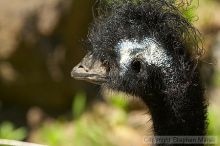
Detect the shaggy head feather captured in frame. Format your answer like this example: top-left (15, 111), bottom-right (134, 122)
top-left (86, 0), bottom-right (203, 96)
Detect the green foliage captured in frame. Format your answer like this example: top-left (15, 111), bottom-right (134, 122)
top-left (207, 106), bottom-right (220, 146)
top-left (36, 117), bottom-right (115, 146)
top-left (34, 90), bottom-right (129, 146)
top-left (72, 92), bottom-right (87, 119)
top-left (36, 110), bottom-right (118, 146)
top-left (178, 0), bottom-right (197, 23)
top-left (74, 119), bottom-right (114, 146)
top-left (0, 122), bottom-right (27, 140)
top-left (40, 122), bottom-right (66, 146)
top-left (108, 94), bottom-right (128, 110)
top-left (212, 70), bottom-right (220, 87)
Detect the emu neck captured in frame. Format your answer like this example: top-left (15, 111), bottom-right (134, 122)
top-left (142, 72), bottom-right (206, 138)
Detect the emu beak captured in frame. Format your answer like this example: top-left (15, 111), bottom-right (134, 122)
top-left (71, 53), bottom-right (107, 85)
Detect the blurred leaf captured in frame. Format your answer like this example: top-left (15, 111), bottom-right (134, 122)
top-left (212, 70), bottom-right (220, 87)
top-left (207, 106), bottom-right (220, 146)
top-left (74, 119), bottom-right (114, 146)
top-left (40, 122), bottom-right (64, 146)
top-left (0, 122), bottom-right (27, 140)
top-left (180, 2), bottom-right (197, 23)
top-left (72, 92), bottom-right (87, 118)
top-left (108, 94), bottom-right (128, 110)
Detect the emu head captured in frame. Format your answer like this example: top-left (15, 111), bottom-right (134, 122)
top-left (71, 0), bottom-right (201, 97)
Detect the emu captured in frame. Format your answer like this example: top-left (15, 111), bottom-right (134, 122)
top-left (71, 0), bottom-right (207, 145)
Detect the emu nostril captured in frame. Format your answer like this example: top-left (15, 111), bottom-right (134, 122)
top-left (78, 65), bottom-right (84, 68)
top-left (78, 65), bottom-right (89, 72)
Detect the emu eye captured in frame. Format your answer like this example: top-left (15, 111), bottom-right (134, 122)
top-left (131, 60), bottom-right (141, 73)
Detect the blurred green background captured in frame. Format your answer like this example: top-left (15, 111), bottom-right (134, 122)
top-left (0, 0), bottom-right (220, 146)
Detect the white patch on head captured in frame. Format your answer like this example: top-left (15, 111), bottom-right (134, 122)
top-left (116, 38), bottom-right (173, 74)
